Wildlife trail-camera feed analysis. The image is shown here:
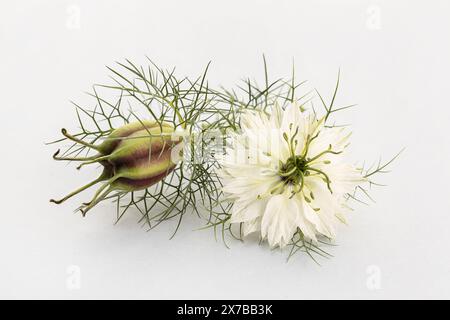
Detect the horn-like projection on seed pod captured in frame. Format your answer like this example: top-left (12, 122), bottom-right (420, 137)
top-left (50, 120), bottom-right (184, 216)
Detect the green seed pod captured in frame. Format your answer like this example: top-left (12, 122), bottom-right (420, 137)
top-left (51, 120), bottom-right (183, 216)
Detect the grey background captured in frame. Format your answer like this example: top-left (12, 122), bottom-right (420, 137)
top-left (1, 0), bottom-right (449, 299)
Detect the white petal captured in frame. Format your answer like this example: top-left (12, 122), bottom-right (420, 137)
top-left (230, 199), bottom-right (267, 223)
top-left (243, 217), bottom-right (261, 236)
top-left (292, 197), bottom-right (317, 241)
top-left (300, 195), bottom-right (335, 239)
top-left (261, 193), bottom-right (298, 248)
top-left (270, 101), bottom-right (283, 128)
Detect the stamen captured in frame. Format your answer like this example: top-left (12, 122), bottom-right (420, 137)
top-left (289, 127), bottom-right (299, 156)
top-left (279, 167), bottom-right (297, 177)
top-left (301, 132), bottom-right (320, 158)
top-left (307, 149), bottom-right (342, 163)
top-left (258, 180), bottom-right (286, 199)
top-left (306, 167), bottom-right (333, 194)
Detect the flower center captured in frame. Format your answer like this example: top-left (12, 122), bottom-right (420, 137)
top-left (279, 155), bottom-right (308, 185)
top-left (278, 130), bottom-right (338, 195)
top-left (278, 153), bottom-right (334, 195)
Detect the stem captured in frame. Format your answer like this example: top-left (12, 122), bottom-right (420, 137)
top-left (167, 99), bottom-right (186, 130)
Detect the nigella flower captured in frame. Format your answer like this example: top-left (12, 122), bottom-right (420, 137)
top-left (219, 103), bottom-right (366, 248)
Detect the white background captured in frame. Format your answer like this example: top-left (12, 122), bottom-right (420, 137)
top-left (1, 0), bottom-right (450, 299)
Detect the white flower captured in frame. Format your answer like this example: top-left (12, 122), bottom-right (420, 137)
top-left (219, 102), bottom-right (365, 248)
